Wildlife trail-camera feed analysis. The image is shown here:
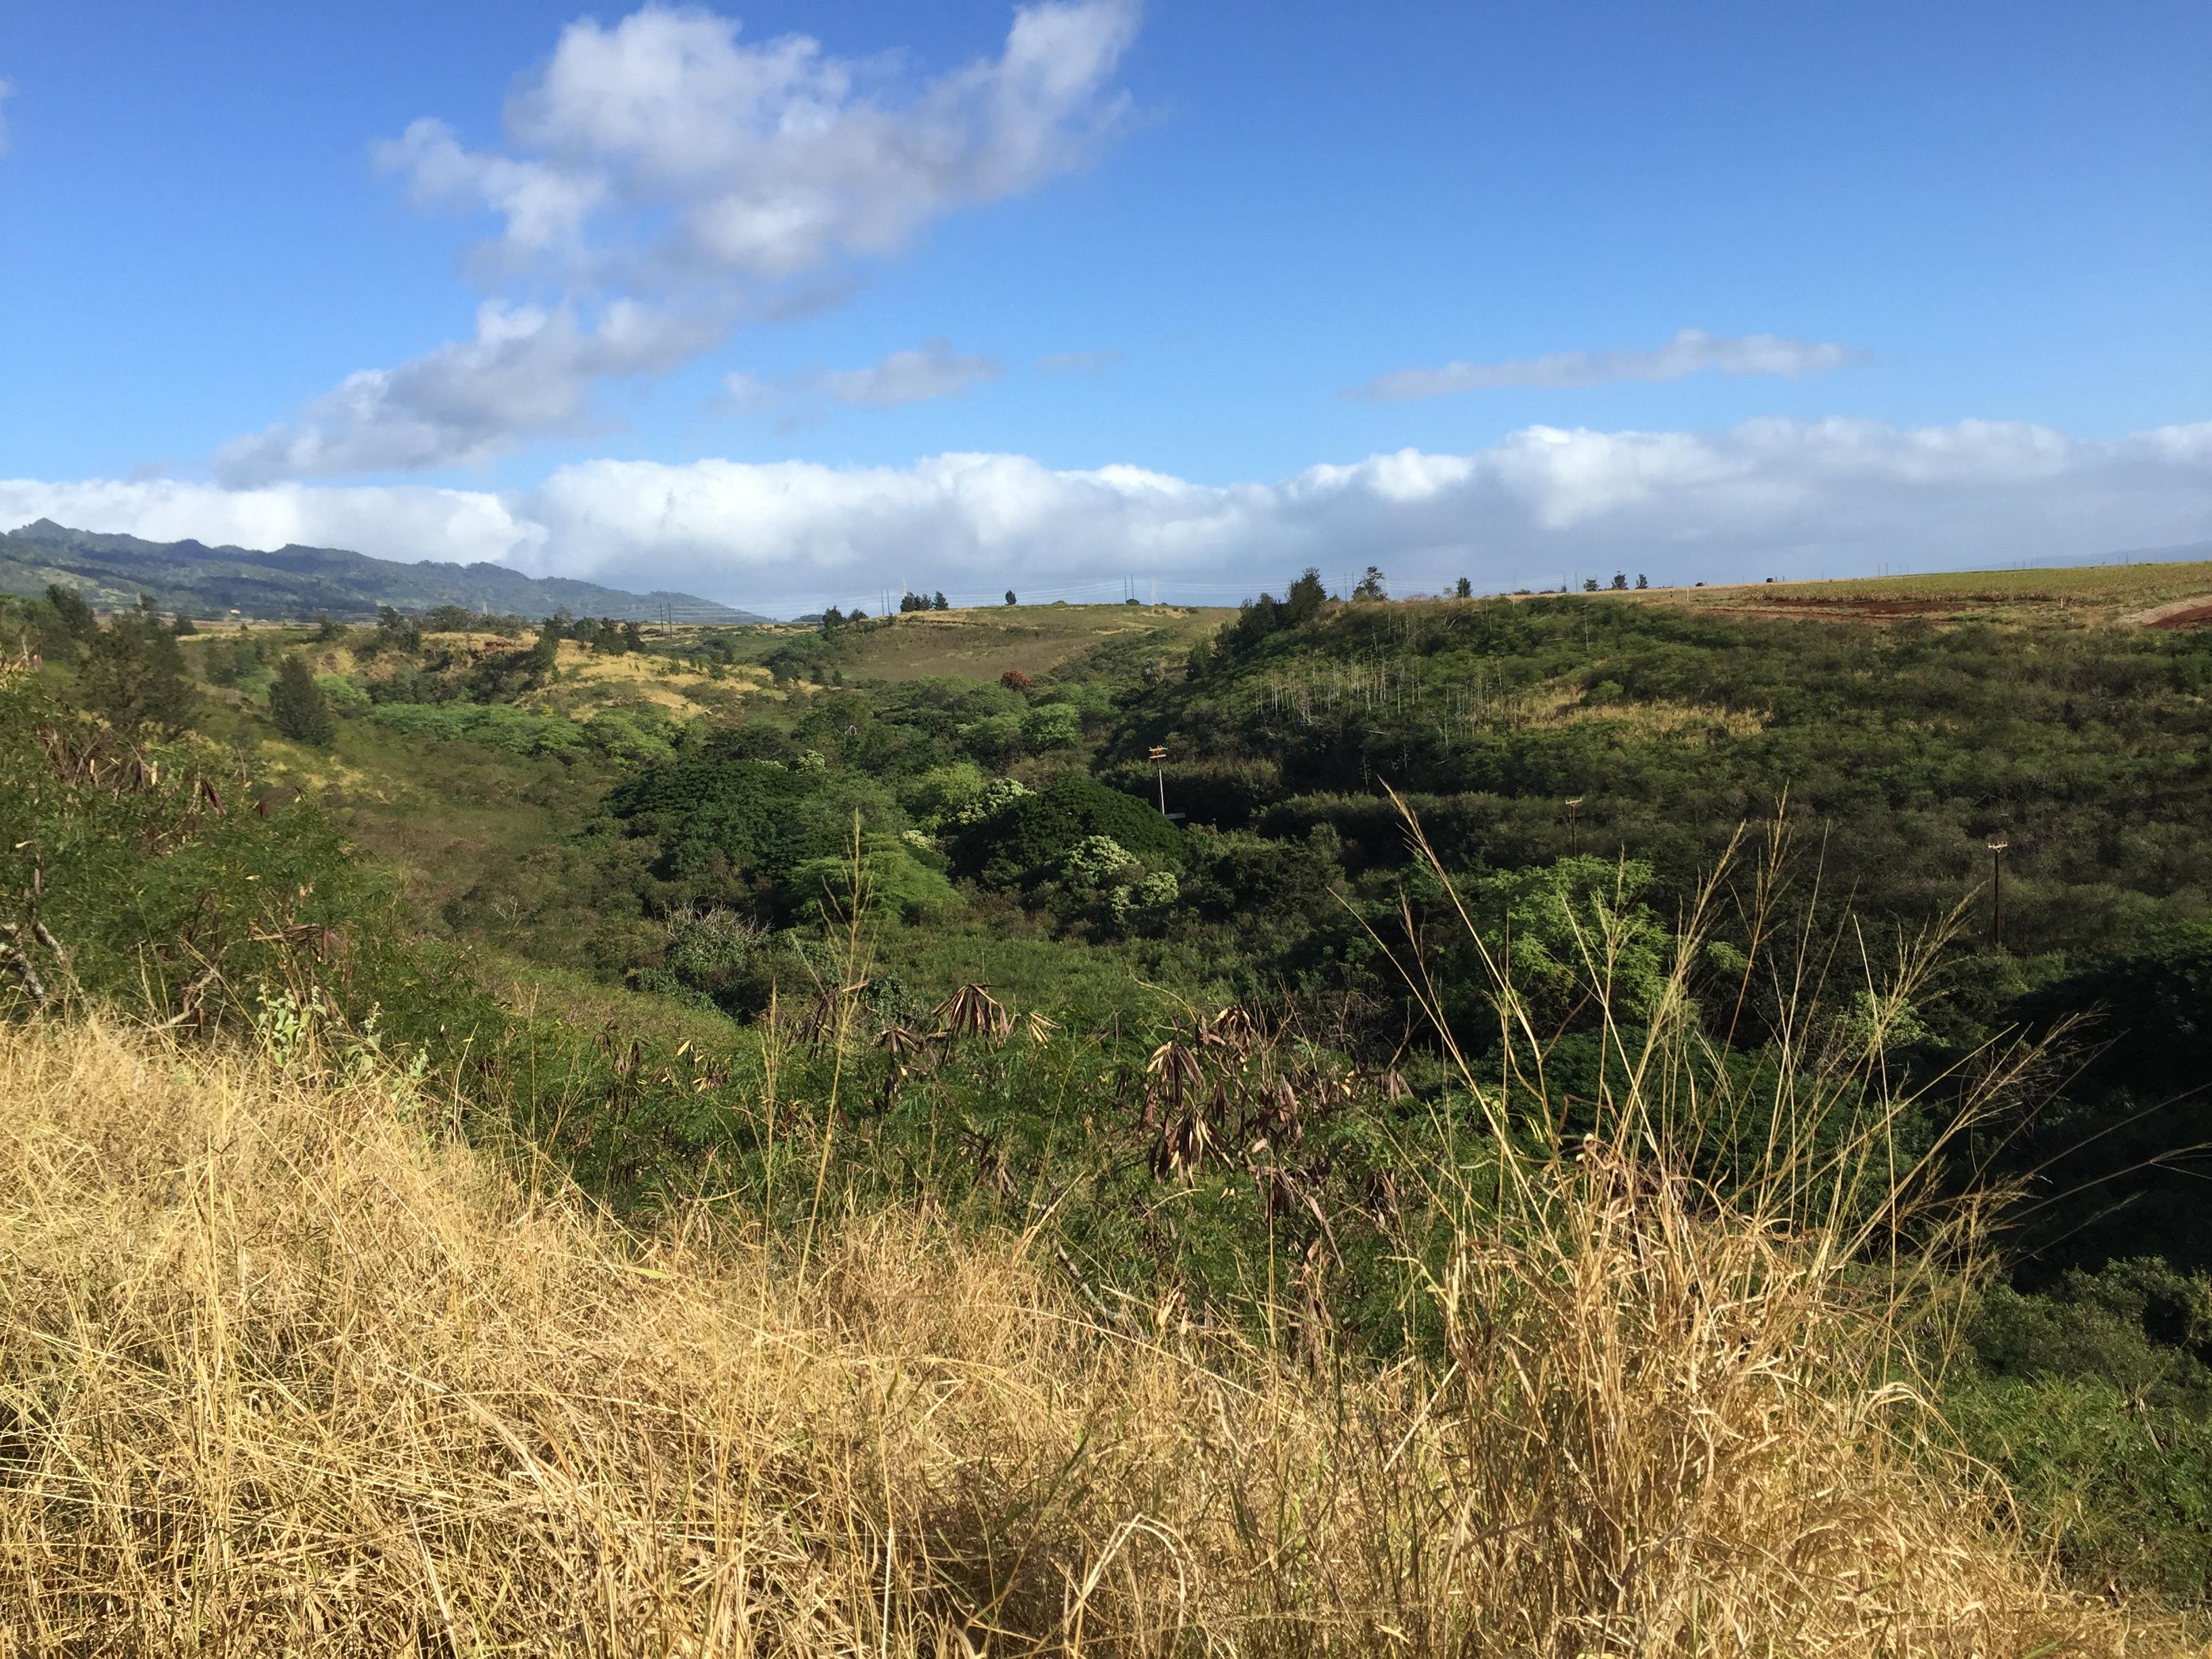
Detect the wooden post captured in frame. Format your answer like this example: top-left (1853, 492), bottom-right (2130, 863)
top-left (1987, 836), bottom-right (2009, 948)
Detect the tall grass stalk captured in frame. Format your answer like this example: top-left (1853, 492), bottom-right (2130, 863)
top-left (0, 804), bottom-right (2148, 1653)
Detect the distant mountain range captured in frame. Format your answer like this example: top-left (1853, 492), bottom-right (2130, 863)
top-left (0, 520), bottom-right (766, 624)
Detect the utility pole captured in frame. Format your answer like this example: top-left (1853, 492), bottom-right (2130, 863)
top-left (1564, 796), bottom-right (1584, 857)
top-left (1150, 745), bottom-right (1169, 817)
top-left (1986, 835), bottom-right (2009, 948)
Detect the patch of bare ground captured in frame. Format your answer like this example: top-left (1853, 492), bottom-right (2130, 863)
top-left (2127, 596), bottom-right (2212, 630)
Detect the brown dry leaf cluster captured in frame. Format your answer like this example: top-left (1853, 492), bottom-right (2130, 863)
top-left (0, 1020), bottom-right (2147, 1656)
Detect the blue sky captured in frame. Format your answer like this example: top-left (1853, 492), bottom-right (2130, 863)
top-left (2, 1), bottom-right (2207, 611)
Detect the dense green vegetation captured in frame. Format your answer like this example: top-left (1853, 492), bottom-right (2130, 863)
top-left (5, 569), bottom-right (2211, 1612)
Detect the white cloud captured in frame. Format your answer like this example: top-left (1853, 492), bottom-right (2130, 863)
top-left (718, 340), bottom-right (1004, 427)
top-left (0, 476), bottom-right (540, 567)
top-left (234, 2), bottom-right (1141, 480)
top-left (377, 118), bottom-right (605, 264)
top-left (1353, 328), bottom-right (1862, 401)
top-left (815, 340), bottom-right (1003, 407)
top-left (214, 300), bottom-right (724, 484)
top-left (20, 417), bottom-right (2210, 615)
top-left (462, 0), bottom-right (1143, 281)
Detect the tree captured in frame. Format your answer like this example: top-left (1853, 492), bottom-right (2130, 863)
top-left (1582, 577), bottom-right (1601, 592)
top-left (1000, 669), bottom-right (1032, 693)
top-left (170, 613), bottom-right (198, 635)
top-left (375, 606), bottom-right (419, 651)
top-left (1635, 573), bottom-right (1650, 590)
top-left (821, 605), bottom-right (845, 632)
top-left (44, 584), bottom-right (96, 642)
top-left (1454, 576), bottom-right (1473, 599)
top-left (315, 612), bottom-right (342, 642)
top-left (899, 591), bottom-right (928, 613)
top-left (1004, 590), bottom-right (1018, 607)
top-left (1352, 566), bottom-right (1387, 601)
top-left (933, 592), bottom-right (949, 611)
top-left (1284, 567), bottom-right (1328, 626)
top-left (79, 613), bottom-right (196, 732)
top-left (529, 617), bottom-right (562, 674)
top-left (269, 652), bottom-right (336, 746)
top-left (1611, 573), bottom-right (1629, 591)
top-left (1223, 594), bottom-right (1282, 655)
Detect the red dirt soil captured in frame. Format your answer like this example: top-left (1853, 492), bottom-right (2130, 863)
top-left (2146, 602), bottom-right (2212, 630)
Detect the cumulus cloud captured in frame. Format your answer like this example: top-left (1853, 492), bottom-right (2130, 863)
top-left (235, 2), bottom-right (1140, 478)
top-left (216, 301), bottom-right (725, 484)
top-left (505, 419), bottom-right (2212, 605)
top-left (426, 0), bottom-right (1145, 282)
top-left (22, 417), bottom-right (2211, 615)
top-left (0, 476), bottom-right (540, 567)
top-left (1353, 328), bottom-right (1862, 401)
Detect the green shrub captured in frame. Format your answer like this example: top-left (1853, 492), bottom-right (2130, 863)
top-left (1019, 702), bottom-right (1081, 752)
top-left (315, 672), bottom-right (371, 710)
top-left (77, 613), bottom-right (195, 732)
top-left (1063, 834), bottom-right (1134, 885)
top-left (898, 761), bottom-right (989, 830)
top-left (951, 775), bottom-right (1183, 886)
top-left (787, 833), bottom-right (958, 924)
top-left (583, 708), bottom-right (676, 766)
top-left (1948, 1376), bottom-right (2212, 1603)
top-left (0, 673), bottom-right (388, 1028)
top-left (1430, 855), bottom-right (1675, 1044)
top-left (363, 702), bottom-right (583, 757)
top-left (1969, 1259), bottom-right (2212, 1416)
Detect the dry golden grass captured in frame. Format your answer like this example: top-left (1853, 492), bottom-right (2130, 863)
top-left (1626, 558), bottom-right (2212, 626)
top-left (524, 641), bottom-right (769, 722)
top-left (794, 605), bottom-right (1230, 686)
top-left (1513, 682), bottom-right (1769, 737)
top-left (0, 1016), bottom-right (2148, 1656)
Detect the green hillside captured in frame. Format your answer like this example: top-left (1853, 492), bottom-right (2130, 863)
top-left (7, 568), bottom-right (2212, 1629)
top-left (0, 518), bottom-right (766, 623)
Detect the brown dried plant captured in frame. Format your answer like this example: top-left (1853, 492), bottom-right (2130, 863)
top-left (0, 790), bottom-right (2165, 1654)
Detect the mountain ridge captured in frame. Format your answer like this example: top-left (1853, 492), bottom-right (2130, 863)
top-left (1, 519), bottom-right (766, 623)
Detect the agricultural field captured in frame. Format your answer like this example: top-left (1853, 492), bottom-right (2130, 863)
top-left (1654, 556), bottom-right (2212, 625)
